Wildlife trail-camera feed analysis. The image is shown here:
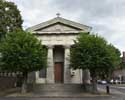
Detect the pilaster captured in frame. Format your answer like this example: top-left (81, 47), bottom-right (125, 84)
top-left (46, 45), bottom-right (54, 83)
top-left (64, 45), bottom-right (71, 83)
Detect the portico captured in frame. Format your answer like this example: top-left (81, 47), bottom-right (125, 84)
top-left (27, 16), bottom-right (91, 84)
top-left (46, 45), bottom-right (71, 83)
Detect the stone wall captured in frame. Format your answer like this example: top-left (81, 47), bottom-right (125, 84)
top-left (0, 72), bottom-right (23, 90)
top-left (112, 69), bottom-right (125, 82)
top-left (0, 77), bottom-right (17, 90)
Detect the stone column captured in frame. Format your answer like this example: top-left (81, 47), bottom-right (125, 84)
top-left (64, 45), bottom-right (71, 83)
top-left (46, 45), bottom-right (54, 83)
top-left (35, 71), bottom-right (39, 83)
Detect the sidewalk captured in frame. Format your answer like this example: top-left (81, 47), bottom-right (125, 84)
top-left (5, 89), bottom-right (109, 98)
top-left (0, 88), bottom-right (20, 96)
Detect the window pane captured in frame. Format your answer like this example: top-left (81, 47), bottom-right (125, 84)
top-left (39, 68), bottom-right (46, 78)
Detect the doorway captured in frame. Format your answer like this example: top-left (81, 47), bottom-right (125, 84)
top-left (54, 62), bottom-right (64, 83)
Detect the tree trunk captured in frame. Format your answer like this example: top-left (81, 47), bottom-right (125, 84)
top-left (82, 69), bottom-right (91, 84)
top-left (91, 77), bottom-right (98, 93)
top-left (21, 72), bottom-right (28, 93)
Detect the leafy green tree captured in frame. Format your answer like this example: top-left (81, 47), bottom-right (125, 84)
top-left (70, 32), bottom-right (120, 90)
top-left (0, 30), bottom-right (47, 93)
top-left (0, 0), bottom-right (23, 39)
top-left (104, 44), bottom-right (121, 77)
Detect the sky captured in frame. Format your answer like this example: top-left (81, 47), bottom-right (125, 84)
top-left (7, 0), bottom-right (125, 54)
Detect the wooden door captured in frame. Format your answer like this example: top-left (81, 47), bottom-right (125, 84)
top-left (54, 62), bottom-right (63, 83)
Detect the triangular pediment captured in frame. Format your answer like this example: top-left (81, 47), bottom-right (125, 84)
top-left (35, 22), bottom-right (82, 32)
top-left (26, 17), bottom-right (92, 34)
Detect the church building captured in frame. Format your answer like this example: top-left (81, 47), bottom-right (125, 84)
top-left (27, 15), bottom-right (92, 84)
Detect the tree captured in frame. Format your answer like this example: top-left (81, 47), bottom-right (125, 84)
top-left (0, 0), bottom-right (23, 39)
top-left (0, 30), bottom-right (47, 93)
top-left (104, 44), bottom-right (121, 78)
top-left (70, 32), bottom-right (120, 91)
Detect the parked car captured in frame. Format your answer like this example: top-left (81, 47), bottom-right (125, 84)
top-left (110, 79), bottom-right (121, 84)
top-left (101, 80), bottom-right (107, 84)
top-left (110, 79), bottom-right (114, 84)
top-left (97, 80), bottom-right (107, 84)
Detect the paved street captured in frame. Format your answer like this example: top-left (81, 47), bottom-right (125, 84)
top-left (0, 96), bottom-right (121, 100)
top-left (98, 84), bottom-right (125, 100)
top-left (110, 85), bottom-right (125, 93)
top-left (0, 84), bottom-right (124, 100)
top-left (98, 84), bottom-right (125, 94)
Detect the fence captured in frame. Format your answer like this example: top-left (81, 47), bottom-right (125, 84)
top-left (0, 72), bottom-right (23, 90)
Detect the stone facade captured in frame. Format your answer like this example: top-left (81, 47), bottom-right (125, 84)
top-left (27, 16), bottom-right (91, 84)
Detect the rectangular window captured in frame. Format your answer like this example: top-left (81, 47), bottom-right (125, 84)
top-left (39, 68), bottom-right (46, 78)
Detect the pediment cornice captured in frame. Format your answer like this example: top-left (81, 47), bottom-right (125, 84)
top-left (26, 17), bottom-right (92, 34)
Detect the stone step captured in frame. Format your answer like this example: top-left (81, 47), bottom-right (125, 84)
top-left (28, 84), bottom-right (93, 94)
top-left (32, 91), bottom-right (84, 97)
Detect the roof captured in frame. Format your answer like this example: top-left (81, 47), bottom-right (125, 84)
top-left (26, 17), bottom-right (92, 34)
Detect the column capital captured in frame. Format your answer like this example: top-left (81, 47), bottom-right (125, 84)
top-left (47, 45), bottom-right (54, 49)
top-left (63, 45), bottom-right (71, 49)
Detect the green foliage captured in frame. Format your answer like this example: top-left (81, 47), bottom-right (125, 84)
top-left (0, 0), bottom-right (23, 39)
top-left (106, 44), bottom-right (121, 69)
top-left (0, 30), bottom-right (47, 73)
top-left (70, 32), bottom-right (121, 78)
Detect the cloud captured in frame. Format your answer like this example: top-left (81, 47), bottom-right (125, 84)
top-left (6, 0), bottom-right (125, 53)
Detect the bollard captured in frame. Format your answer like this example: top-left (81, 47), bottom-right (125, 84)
top-left (106, 85), bottom-right (110, 94)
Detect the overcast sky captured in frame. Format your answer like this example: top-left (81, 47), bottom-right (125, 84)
top-left (7, 0), bottom-right (125, 54)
